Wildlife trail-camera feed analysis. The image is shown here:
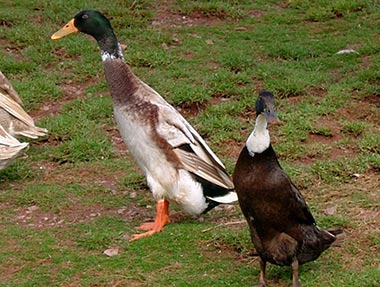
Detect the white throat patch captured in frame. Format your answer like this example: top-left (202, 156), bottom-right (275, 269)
top-left (101, 51), bottom-right (116, 61)
top-left (101, 43), bottom-right (124, 61)
top-left (246, 114), bottom-right (270, 156)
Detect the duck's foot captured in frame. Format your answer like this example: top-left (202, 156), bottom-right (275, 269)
top-left (291, 259), bottom-right (301, 287)
top-left (130, 199), bottom-right (170, 241)
top-left (255, 257), bottom-right (267, 287)
top-left (137, 222), bottom-right (155, 231)
top-left (130, 229), bottom-right (160, 241)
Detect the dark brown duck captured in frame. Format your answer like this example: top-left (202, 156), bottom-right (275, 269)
top-left (233, 91), bottom-right (343, 287)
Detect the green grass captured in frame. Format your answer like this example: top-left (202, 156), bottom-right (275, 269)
top-left (0, 0), bottom-right (380, 286)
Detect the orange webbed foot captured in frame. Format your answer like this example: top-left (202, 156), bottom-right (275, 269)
top-left (137, 222), bottom-right (155, 231)
top-left (130, 199), bottom-right (170, 241)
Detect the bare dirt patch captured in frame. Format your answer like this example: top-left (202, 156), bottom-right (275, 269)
top-left (152, 12), bottom-right (223, 28)
top-left (176, 93), bottom-right (234, 118)
top-left (13, 198), bottom-right (151, 230)
top-left (177, 101), bottom-right (206, 118)
top-left (0, 38), bottom-right (23, 60)
top-left (247, 9), bottom-right (265, 18)
top-left (151, 1), bottom-right (224, 28)
top-left (362, 94), bottom-right (380, 107)
top-left (31, 80), bottom-right (100, 120)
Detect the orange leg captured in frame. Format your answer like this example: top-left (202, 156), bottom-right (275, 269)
top-left (130, 199), bottom-right (170, 241)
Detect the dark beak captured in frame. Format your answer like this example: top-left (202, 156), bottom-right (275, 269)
top-left (265, 111), bottom-right (282, 125)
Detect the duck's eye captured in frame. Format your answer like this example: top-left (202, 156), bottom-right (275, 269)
top-left (82, 14), bottom-right (89, 20)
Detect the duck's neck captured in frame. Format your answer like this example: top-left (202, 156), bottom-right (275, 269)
top-left (96, 31), bottom-right (139, 105)
top-left (96, 31), bottom-right (124, 61)
top-left (246, 114), bottom-right (270, 157)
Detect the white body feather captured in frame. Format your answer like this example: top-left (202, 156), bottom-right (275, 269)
top-left (104, 57), bottom-right (236, 215)
top-left (113, 104), bottom-right (208, 215)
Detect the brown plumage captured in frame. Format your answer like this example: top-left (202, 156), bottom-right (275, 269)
top-left (233, 91), bottom-right (343, 287)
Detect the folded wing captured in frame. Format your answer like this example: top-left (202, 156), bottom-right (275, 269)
top-left (155, 102), bottom-right (234, 191)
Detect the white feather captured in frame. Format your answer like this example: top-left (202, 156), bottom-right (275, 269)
top-left (246, 114), bottom-right (270, 156)
top-left (102, 51), bottom-right (116, 61)
top-left (207, 191), bottom-right (238, 203)
top-left (101, 44), bottom-right (124, 61)
top-left (171, 170), bottom-right (208, 215)
top-left (113, 104), bottom-right (210, 215)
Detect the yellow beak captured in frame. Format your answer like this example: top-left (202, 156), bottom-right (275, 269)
top-left (51, 19), bottom-right (78, 40)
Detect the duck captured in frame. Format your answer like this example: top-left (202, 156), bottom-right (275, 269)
top-left (0, 71), bottom-right (48, 139)
top-left (0, 71), bottom-right (47, 170)
top-left (232, 91), bottom-right (343, 287)
top-left (0, 124), bottom-right (29, 170)
top-left (51, 10), bottom-right (237, 241)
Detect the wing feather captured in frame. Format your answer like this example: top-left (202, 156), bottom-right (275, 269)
top-left (0, 125), bottom-right (29, 170)
top-left (174, 148), bottom-right (234, 189)
top-left (0, 92), bottom-right (36, 127)
top-left (0, 91), bottom-right (48, 138)
top-left (154, 101), bottom-right (234, 190)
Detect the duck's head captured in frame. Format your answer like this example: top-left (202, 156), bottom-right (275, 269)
top-left (51, 10), bottom-right (123, 60)
top-left (51, 10), bottom-right (113, 41)
top-left (255, 90), bottom-right (281, 124)
top-left (245, 90), bottom-right (280, 155)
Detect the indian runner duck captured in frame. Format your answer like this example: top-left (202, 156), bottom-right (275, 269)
top-left (0, 124), bottom-right (29, 170)
top-left (0, 71), bottom-right (47, 139)
top-left (51, 10), bottom-right (237, 241)
top-left (232, 91), bottom-right (343, 287)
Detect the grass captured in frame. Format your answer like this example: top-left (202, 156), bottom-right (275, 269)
top-left (0, 0), bottom-right (380, 286)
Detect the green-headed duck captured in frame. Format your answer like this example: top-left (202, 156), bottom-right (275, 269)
top-left (51, 10), bottom-right (237, 241)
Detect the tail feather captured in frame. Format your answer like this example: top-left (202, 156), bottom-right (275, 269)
top-left (327, 227), bottom-right (345, 247)
top-left (15, 127), bottom-right (48, 139)
top-left (297, 226), bottom-right (344, 264)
